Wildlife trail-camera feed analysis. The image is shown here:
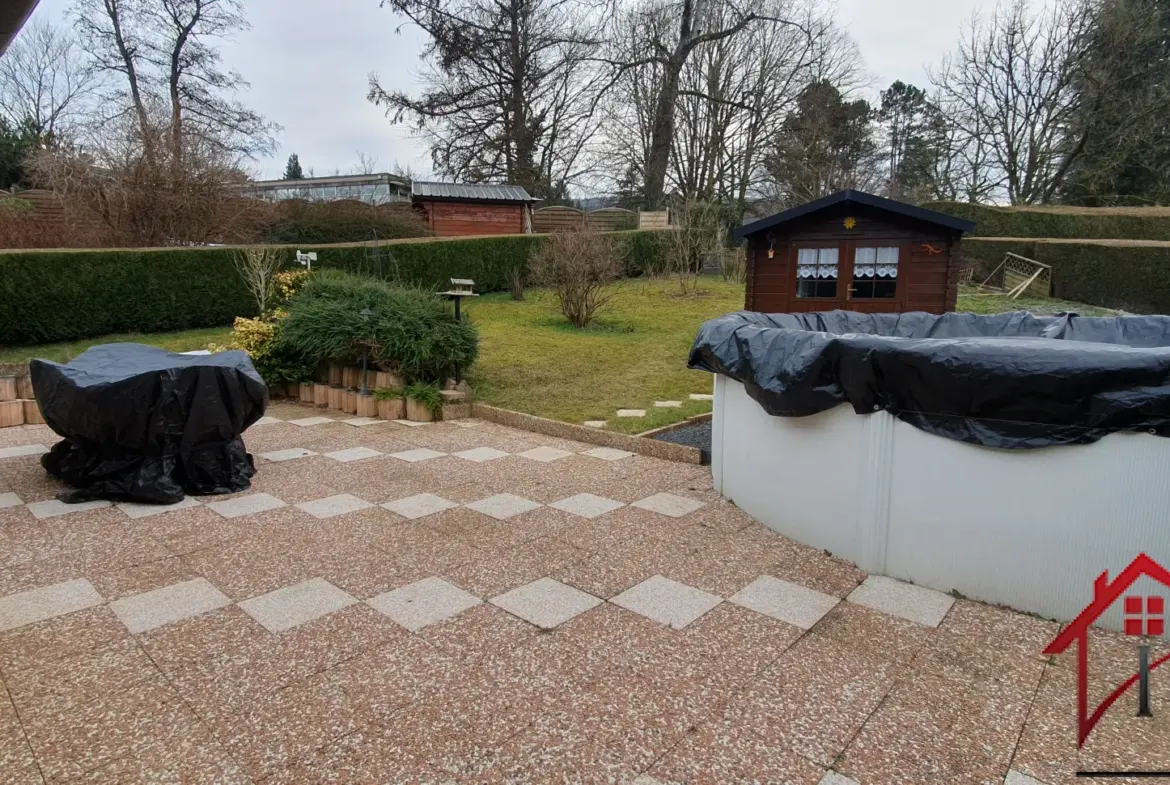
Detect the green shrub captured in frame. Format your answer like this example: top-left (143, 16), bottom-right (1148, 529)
top-left (962, 238), bottom-right (1170, 314)
top-left (277, 272), bottom-right (479, 384)
top-left (0, 230), bottom-right (674, 346)
top-left (925, 202), bottom-right (1170, 241)
top-left (403, 381), bottom-right (443, 416)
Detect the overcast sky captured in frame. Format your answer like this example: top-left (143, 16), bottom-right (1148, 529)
top-left (25, 0), bottom-right (1007, 180)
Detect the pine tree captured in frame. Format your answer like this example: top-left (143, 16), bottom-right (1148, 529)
top-left (283, 153), bottom-right (305, 180)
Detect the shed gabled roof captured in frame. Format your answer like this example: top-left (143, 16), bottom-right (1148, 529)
top-left (412, 181), bottom-right (539, 204)
top-left (733, 189), bottom-right (976, 240)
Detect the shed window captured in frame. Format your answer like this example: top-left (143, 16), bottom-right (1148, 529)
top-left (796, 247), bottom-right (839, 298)
top-left (852, 246), bottom-right (899, 299)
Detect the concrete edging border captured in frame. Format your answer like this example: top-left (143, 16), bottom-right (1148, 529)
top-left (471, 403), bottom-right (703, 465)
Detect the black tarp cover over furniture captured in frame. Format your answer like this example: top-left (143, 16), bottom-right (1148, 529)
top-left (31, 344), bottom-right (268, 503)
top-left (688, 310), bottom-right (1170, 450)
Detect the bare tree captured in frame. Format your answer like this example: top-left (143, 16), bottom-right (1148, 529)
top-left (369, 0), bottom-right (603, 201)
top-left (663, 198), bottom-right (724, 293)
top-left (234, 246), bottom-right (286, 314)
top-left (0, 19), bottom-right (99, 139)
top-left (352, 151), bottom-right (380, 175)
top-left (71, 0), bottom-right (277, 163)
top-left (607, 0), bottom-right (804, 208)
top-left (929, 0), bottom-right (1095, 204)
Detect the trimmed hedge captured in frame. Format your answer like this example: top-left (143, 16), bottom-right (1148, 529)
top-left (0, 230), bottom-right (672, 345)
top-left (963, 238), bottom-right (1170, 314)
top-left (926, 201), bottom-right (1170, 241)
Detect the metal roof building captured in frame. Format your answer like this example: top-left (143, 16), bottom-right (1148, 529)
top-left (411, 181), bottom-right (539, 204)
top-left (411, 181), bottom-right (539, 236)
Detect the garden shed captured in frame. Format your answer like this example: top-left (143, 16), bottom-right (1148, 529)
top-left (736, 190), bottom-right (975, 314)
top-left (411, 181), bottom-right (541, 237)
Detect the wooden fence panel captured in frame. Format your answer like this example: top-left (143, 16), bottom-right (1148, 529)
top-left (532, 206), bottom-right (584, 233)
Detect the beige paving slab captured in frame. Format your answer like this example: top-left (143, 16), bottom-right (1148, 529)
top-left (454, 447), bottom-right (510, 463)
top-left (381, 493), bottom-right (459, 520)
top-left (610, 575), bottom-right (723, 630)
top-left (323, 447), bottom-right (383, 462)
top-left (730, 575), bottom-right (840, 630)
top-left (0, 444), bottom-right (49, 459)
top-left (490, 578), bottom-right (602, 629)
top-left (26, 499), bottom-right (112, 520)
top-left (631, 492), bottom-right (705, 518)
top-left (109, 578), bottom-right (232, 634)
top-left (549, 493), bottom-right (625, 519)
top-left (367, 577), bottom-right (482, 632)
top-left (584, 447), bottom-right (634, 461)
top-left (0, 491), bottom-right (22, 509)
top-left (288, 416), bottom-right (334, 426)
top-left (0, 579), bottom-right (104, 632)
top-left (465, 493), bottom-right (542, 521)
top-left (516, 446), bottom-right (573, 463)
top-left (205, 492), bottom-right (287, 519)
top-left (237, 578), bottom-right (358, 633)
top-left (296, 493), bottom-right (375, 520)
top-left (847, 575), bottom-right (955, 627)
top-left (116, 497), bottom-right (202, 520)
top-left (259, 448), bottom-right (316, 462)
top-left (388, 448), bottom-right (446, 463)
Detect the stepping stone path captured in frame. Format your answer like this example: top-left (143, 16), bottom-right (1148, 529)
top-left (654, 401), bottom-right (682, 408)
top-left (616, 409), bottom-right (646, 417)
top-left (583, 420), bottom-right (607, 428)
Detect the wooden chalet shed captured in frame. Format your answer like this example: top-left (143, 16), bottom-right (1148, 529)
top-left (411, 181), bottom-right (541, 237)
top-left (734, 190), bottom-right (975, 314)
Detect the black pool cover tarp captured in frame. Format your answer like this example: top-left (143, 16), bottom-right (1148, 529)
top-left (688, 310), bottom-right (1170, 450)
top-left (31, 344), bottom-right (268, 503)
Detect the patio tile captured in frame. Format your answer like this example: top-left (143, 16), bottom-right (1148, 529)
top-left (116, 496), bottom-right (202, 519)
top-left (490, 578), bottom-right (602, 629)
top-left (847, 575), bottom-right (955, 627)
top-left (20, 676), bottom-right (198, 783)
top-left (1004, 772), bottom-right (1046, 785)
top-left (631, 492), bottom-right (705, 518)
top-left (454, 446), bottom-right (510, 462)
top-left (367, 577), bottom-right (482, 631)
top-left (392, 419), bottom-right (431, 427)
top-left (259, 447), bottom-right (317, 462)
top-left (341, 417), bottom-right (381, 426)
top-left (387, 447), bottom-right (446, 462)
top-left (0, 578), bottom-right (104, 632)
top-left (550, 493), bottom-right (625, 519)
top-left (381, 492), bottom-right (459, 519)
top-left (420, 603), bottom-right (536, 661)
top-left (610, 575), bottom-right (723, 630)
top-left (296, 493), bottom-right (374, 519)
top-left (648, 721), bottom-right (826, 785)
top-left (108, 577), bottom-right (233, 634)
top-left (817, 773), bottom-right (860, 785)
top-left (26, 498), bottom-right (112, 519)
top-left (583, 446), bottom-right (634, 461)
top-left (517, 446), bottom-right (573, 462)
top-left (251, 416), bottom-right (282, 426)
top-left (465, 493), bottom-right (542, 520)
top-left (323, 447), bottom-right (384, 462)
top-left (206, 492), bottom-right (287, 519)
top-left (616, 409), bottom-right (646, 417)
top-left (238, 578), bottom-right (358, 633)
top-left (0, 491), bottom-right (22, 509)
top-left (289, 417), bottom-right (333, 426)
top-left (654, 401), bottom-right (682, 407)
top-left (730, 575), bottom-right (840, 630)
top-left (0, 444), bottom-right (49, 459)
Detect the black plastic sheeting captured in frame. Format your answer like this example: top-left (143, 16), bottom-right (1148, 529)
top-left (31, 344), bottom-right (268, 504)
top-left (688, 310), bottom-right (1170, 450)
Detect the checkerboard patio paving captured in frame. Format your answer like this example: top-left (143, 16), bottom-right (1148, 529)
top-left (0, 401), bottom-right (1156, 783)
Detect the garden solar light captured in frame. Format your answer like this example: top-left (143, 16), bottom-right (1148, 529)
top-left (359, 308), bottom-right (374, 395)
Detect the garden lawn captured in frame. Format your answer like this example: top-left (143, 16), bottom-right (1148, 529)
top-left (466, 279), bottom-right (743, 433)
top-left (0, 326), bottom-right (234, 366)
top-left (955, 285), bottom-right (1119, 316)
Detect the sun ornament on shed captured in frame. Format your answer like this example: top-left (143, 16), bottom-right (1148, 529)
top-left (843, 216), bottom-right (857, 230)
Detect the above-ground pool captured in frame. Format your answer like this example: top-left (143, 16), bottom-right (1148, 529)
top-left (690, 311), bottom-right (1170, 630)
